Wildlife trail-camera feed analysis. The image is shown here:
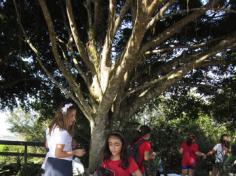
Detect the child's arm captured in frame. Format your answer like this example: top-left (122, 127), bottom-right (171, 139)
top-left (45, 140), bottom-right (48, 148)
top-left (179, 147), bottom-right (183, 154)
top-left (133, 169), bottom-right (142, 176)
top-left (72, 139), bottom-right (78, 149)
top-left (196, 151), bottom-right (206, 159)
top-left (55, 144), bottom-right (86, 158)
top-left (207, 149), bottom-right (216, 156)
top-left (144, 150), bottom-right (151, 160)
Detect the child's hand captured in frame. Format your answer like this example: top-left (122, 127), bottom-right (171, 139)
top-left (73, 149), bottom-right (86, 157)
top-left (72, 139), bottom-right (78, 149)
top-left (150, 152), bottom-right (156, 159)
top-left (202, 153), bottom-right (207, 159)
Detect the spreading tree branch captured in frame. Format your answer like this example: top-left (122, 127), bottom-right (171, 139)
top-left (125, 31), bottom-right (236, 117)
top-left (141, 0), bottom-right (221, 53)
top-left (96, 0), bottom-right (150, 119)
top-left (38, 0), bottom-right (94, 118)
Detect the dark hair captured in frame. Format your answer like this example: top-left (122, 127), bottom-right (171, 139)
top-left (220, 134), bottom-right (230, 148)
top-left (49, 103), bottom-right (77, 136)
top-left (102, 132), bottom-right (129, 169)
top-left (186, 133), bottom-right (196, 146)
top-left (138, 125), bottom-right (151, 137)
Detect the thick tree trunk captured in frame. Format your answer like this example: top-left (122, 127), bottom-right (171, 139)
top-left (88, 115), bottom-right (109, 173)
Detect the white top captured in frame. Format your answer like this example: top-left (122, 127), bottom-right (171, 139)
top-left (72, 157), bottom-right (85, 175)
top-left (213, 143), bottom-right (225, 163)
top-left (46, 126), bottom-right (73, 161)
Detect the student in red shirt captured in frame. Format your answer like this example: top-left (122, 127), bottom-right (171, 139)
top-left (134, 125), bottom-right (154, 175)
top-left (99, 131), bottom-right (142, 176)
top-left (179, 133), bottom-right (206, 176)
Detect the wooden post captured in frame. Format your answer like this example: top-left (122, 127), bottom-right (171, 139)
top-left (24, 143), bottom-right (27, 164)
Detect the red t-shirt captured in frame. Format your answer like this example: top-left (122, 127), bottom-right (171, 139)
top-left (101, 157), bottom-right (139, 176)
top-left (180, 142), bottom-right (199, 167)
top-left (138, 139), bottom-right (152, 173)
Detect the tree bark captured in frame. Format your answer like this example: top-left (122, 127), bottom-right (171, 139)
top-left (88, 115), bottom-right (110, 173)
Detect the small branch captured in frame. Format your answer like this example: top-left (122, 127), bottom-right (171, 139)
top-left (113, 0), bottom-right (132, 36)
top-left (145, 42), bottom-right (206, 55)
top-left (147, 0), bottom-right (159, 16)
top-left (101, 0), bottom-right (116, 65)
top-left (57, 42), bottom-right (90, 87)
top-left (0, 57), bottom-right (8, 66)
top-left (146, 0), bottom-right (175, 30)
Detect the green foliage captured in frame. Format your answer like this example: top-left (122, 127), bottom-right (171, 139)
top-left (7, 108), bottom-right (50, 141)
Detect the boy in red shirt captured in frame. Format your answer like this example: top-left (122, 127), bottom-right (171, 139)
top-left (179, 133), bottom-right (206, 176)
top-left (135, 125), bottom-right (154, 175)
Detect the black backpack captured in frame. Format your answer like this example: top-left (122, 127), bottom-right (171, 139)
top-left (128, 138), bottom-right (145, 167)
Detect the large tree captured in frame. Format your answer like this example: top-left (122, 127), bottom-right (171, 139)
top-left (1, 0), bottom-right (236, 171)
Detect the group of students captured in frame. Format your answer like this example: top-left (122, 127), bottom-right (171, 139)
top-left (41, 103), bottom-right (153, 176)
top-left (41, 103), bottom-right (233, 176)
top-left (179, 133), bottom-right (231, 176)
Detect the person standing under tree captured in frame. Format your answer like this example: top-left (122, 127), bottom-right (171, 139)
top-left (133, 125), bottom-right (155, 176)
top-left (43, 103), bottom-right (86, 176)
top-left (179, 133), bottom-right (206, 176)
top-left (97, 131), bottom-right (142, 176)
top-left (207, 134), bottom-right (231, 176)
